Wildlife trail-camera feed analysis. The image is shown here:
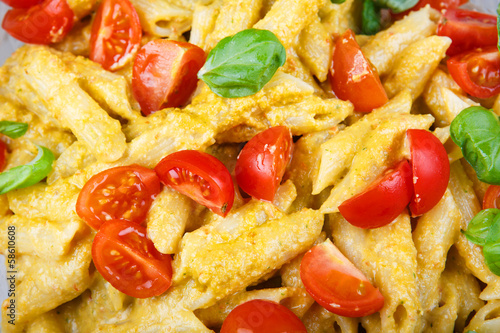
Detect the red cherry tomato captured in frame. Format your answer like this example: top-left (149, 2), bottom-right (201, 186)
top-left (89, 0), bottom-right (142, 71)
top-left (300, 239), bottom-right (384, 317)
top-left (220, 299), bottom-right (307, 333)
top-left (0, 140), bottom-right (7, 172)
top-left (447, 47), bottom-right (500, 99)
top-left (330, 29), bottom-right (388, 113)
top-left (338, 160), bottom-right (413, 229)
top-left (1, 0), bottom-right (43, 9)
top-left (235, 126), bottom-right (293, 202)
top-left (437, 9), bottom-right (497, 56)
top-left (483, 185), bottom-right (500, 209)
top-left (407, 129), bottom-right (450, 216)
top-left (392, 0), bottom-right (467, 20)
top-left (155, 150), bottom-right (234, 217)
top-left (132, 40), bottom-right (206, 115)
top-left (2, 0), bottom-right (74, 44)
top-left (92, 220), bottom-right (173, 298)
top-left (76, 165), bottom-right (161, 230)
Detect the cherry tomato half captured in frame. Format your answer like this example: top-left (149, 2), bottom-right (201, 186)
top-left (483, 185), bottom-right (500, 210)
top-left (330, 29), bottom-right (388, 113)
top-left (220, 299), bottom-right (307, 333)
top-left (132, 40), bottom-right (206, 115)
top-left (2, 0), bottom-right (74, 44)
top-left (338, 160), bottom-right (413, 229)
top-left (90, 0), bottom-right (142, 71)
top-left (300, 239), bottom-right (384, 317)
top-left (1, 0), bottom-right (43, 9)
top-left (437, 9), bottom-right (498, 56)
top-left (235, 126), bottom-right (293, 202)
top-left (0, 140), bottom-right (7, 172)
top-left (407, 129), bottom-right (450, 216)
top-left (392, 0), bottom-right (467, 20)
top-left (155, 150), bottom-right (234, 217)
top-left (447, 47), bottom-right (500, 99)
top-left (92, 220), bottom-right (173, 298)
top-left (76, 165), bottom-right (161, 230)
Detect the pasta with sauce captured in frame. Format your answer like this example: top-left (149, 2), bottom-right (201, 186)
top-left (0, 0), bottom-right (499, 332)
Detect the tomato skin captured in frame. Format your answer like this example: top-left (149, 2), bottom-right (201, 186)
top-left (220, 299), bottom-right (307, 333)
top-left (0, 140), bottom-right (7, 172)
top-left (392, 0), bottom-right (467, 20)
top-left (1, 0), bottom-right (43, 9)
top-left (76, 165), bottom-right (161, 230)
top-left (90, 0), bottom-right (142, 71)
top-left (437, 9), bottom-right (498, 56)
top-left (447, 47), bottom-right (500, 99)
top-left (483, 185), bottom-right (500, 210)
top-left (92, 220), bottom-right (173, 298)
top-left (338, 160), bottom-right (413, 229)
top-left (235, 126), bottom-right (293, 202)
top-left (155, 150), bottom-right (234, 217)
top-left (330, 29), bottom-right (387, 113)
top-left (132, 40), bottom-right (206, 115)
top-left (300, 240), bottom-right (384, 317)
top-left (407, 129), bottom-right (450, 216)
top-left (2, 0), bottom-right (74, 44)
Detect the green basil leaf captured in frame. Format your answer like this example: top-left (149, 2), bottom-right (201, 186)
top-left (198, 29), bottom-right (286, 98)
top-left (0, 121), bottom-right (28, 139)
top-left (330, 0), bottom-right (347, 3)
top-left (0, 145), bottom-right (54, 195)
top-left (484, 222), bottom-right (500, 276)
top-left (373, 0), bottom-right (418, 13)
top-left (450, 106), bottom-right (500, 185)
top-left (497, 2), bottom-right (500, 52)
top-left (362, 0), bottom-right (382, 35)
top-left (462, 209), bottom-right (500, 246)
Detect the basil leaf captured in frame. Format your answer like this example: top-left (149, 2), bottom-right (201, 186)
top-left (484, 217), bottom-right (500, 276)
top-left (0, 145), bottom-right (54, 195)
top-left (373, 0), bottom-right (418, 13)
top-left (198, 29), bottom-right (286, 98)
top-left (0, 121), bottom-right (28, 139)
top-left (462, 209), bottom-right (500, 246)
top-left (362, 0), bottom-right (382, 35)
top-left (450, 106), bottom-right (500, 185)
top-left (330, 0), bottom-right (347, 3)
top-left (497, 2), bottom-right (500, 52)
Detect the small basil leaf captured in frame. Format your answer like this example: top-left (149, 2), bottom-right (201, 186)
top-left (362, 0), bottom-right (382, 35)
top-left (373, 0), bottom-right (418, 13)
top-left (0, 121), bottom-right (28, 139)
top-left (0, 145), bottom-right (55, 195)
top-left (330, 0), bottom-right (347, 3)
top-left (462, 209), bottom-right (500, 246)
top-left (198, 29), bottom-right (286, 98)
top-left (450, 106), bottom-right (500, 185)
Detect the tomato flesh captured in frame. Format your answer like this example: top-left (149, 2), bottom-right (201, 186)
top-left (483, 185), bottom-right (500, 210)
top-left (407, 129), bottom-right (450, 216)
top-left (132, 40), bottom-right (206, 115)
top-left (76, 165), bottom-right (161, 230)
top-left (392, 0), bottom-right (467, 20)
top-left (155, 150), bottom-right (234, 217)
top-left (300, 239), bottom-right (384, 317)
top-left (437, 9), bottom-right (498, 56)
top-left (330, 29), bottom-right (387, 113)
top-left (1, 0), bottom-right (43, 9)
top-left (338, 160), bottom-right (413, 229)
top-left (90, 0), bottom-right (142, 71)
top-left (92, 220), bottom-right (173, 298)
top-left (0, 140), bottom-right (7, 172)
top-left (2, 0), bottom-right (74, 44)
top-left (220, 299), bottom-right (307, 333)
top-left (235, 126), bottom-right (293, 202)
top-left (447, 47), bottom-right (500, 99)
